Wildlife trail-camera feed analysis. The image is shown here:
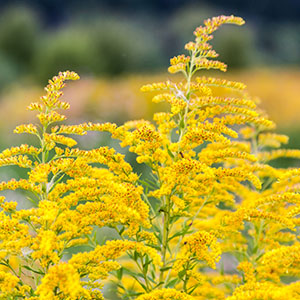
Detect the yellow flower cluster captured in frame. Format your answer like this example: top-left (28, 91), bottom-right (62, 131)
top-left (174, 231), bottom-right (221, 271)
top-left (0, 70), bottom-right (155, 299)
top-left (1, 15), bottom-right (300, 300)
top-left (0, 271), bottom-right (31, 299)
top-left (36, 263), bottom-right (91, 300)
top-left (136, 289), bottom-right (194, 300)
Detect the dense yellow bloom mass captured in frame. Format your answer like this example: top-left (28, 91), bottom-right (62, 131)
top-left (136, 289), bottom-right (194, 300)
top-left (36, 263), bottom-right (91, 300)
top-left (0, 16), bottom-right (300, 300)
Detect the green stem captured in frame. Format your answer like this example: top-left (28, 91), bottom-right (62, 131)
top-left (137, 254), bottom-right (152, 292)
top-left (116, 281), bottom-right (134, 300)
top-left (164, 197), bottom-right (208, 287)
top-left (182, 261), bottom-right (191, 293)
top-left (159, 195), bottom-right (171, 284)
top-left (160, 49), bottom-right (199, 286)
top-left (114, 226), bottom-right (152, 292)
top-left (177, 49), bottom-right (197, 154)
top-left (1, 259), bottom-right (25, 286)
top-left (142, 192), bottom-right (156, 217)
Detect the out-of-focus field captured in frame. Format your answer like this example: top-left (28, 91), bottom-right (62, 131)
top-left (0, 68), bottom-right (299, 144)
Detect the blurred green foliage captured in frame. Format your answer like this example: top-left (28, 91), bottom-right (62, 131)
top-left (0, 5), bottom-right (165, 86)
top-left (2, 3), bottom-right (297, 89)
top-left (212, 26), bottom-right (256, 68)
top-left (0, 53), bottom-right (19, 88)
top-left (33, 26), bottom-right (93, 83)
top-left (88, 19), bottom-right (163, 76)
top-left (0, 6), bottom-right (39, 67)
top-left (33, 19), bottom-right (164, 83)
top-left (270, 128), bottom-right (300, 169)
top-left (0, 6), bottom-right (40, 87)
top-left (271, 24), bottom-right (300, 64)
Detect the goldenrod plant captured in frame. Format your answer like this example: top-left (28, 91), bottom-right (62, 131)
top-left (1, 15), bottom-right (300, 300)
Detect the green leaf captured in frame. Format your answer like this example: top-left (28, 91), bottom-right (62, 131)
top-left (147, 275), bottom-right (157, 284)
top-left (138, 281), bottom-right (148, 291)
top-left (133, 250), bottom-right (139, 261)
top-left (159, 266), bottom-right (172, 272)
top-left (179, 117), bottom-right (185, 129)
top-left (178, 269), bottom-right (186, 279)
top-left (252, 244), bottom-right (259, 255)
top-left (23, 265), bottom-right (44, 275)
top-left (127, 291), bottom-right (143, 297)
top-left (118, 226), bottom-right (125, 236)
top-left (220, 260), bottom-right (224, 276)
top-left (188, 284), bottom-right (200, 294)
top-left (116, 283), bottom-right (125, 290)
top-left (150, 244), bottom-right (163, 251)
top-left (166, 144), bottom-right (175, 158)
top-left (139, 179), bottom-right (154, 189)
top-left (153, 281), bottom-right (164, 289)
top-left (116, 267), bottom-right (123, 280)
top-left (151, 271), bottom-right (156, 281)
top-left (143, 256), bottom-right (152, 273)
top-left (255, 251), bottom-right (265, 262)
top-left (165, 278), bottom-right (179, 288)
top-left (169, 229), bottom-right (192, 241)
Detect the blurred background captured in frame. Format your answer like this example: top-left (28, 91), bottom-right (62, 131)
top-left (0, 0), bottom-right (299, 161)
